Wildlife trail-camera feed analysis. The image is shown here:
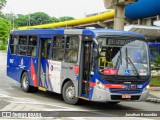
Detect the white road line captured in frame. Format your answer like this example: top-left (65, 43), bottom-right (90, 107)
top-left (68, 117), bottom-right (86, 120)
top-left (0, 93), bottom-right (80, 110)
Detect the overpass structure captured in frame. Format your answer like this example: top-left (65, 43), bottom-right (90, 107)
top-left (18, 0), bottom-right (160, 41)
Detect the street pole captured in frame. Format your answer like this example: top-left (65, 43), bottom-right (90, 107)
top-left (28, 14), bottom-right (31, 26)
top-left (12, 14), bottom-right (14, 29)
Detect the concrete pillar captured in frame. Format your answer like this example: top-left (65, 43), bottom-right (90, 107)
top-left (146, 18), bottom-right (152, 26)
top-left (157, 15), bottom-right (160, 20)
top-left (114, 5), bottom-right (125, 30)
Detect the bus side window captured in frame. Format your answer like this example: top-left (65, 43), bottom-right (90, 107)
top-left (27, 36), bottom-right (37, 57)
top-left (52, 36), bottom-right (65, 61)
top-left (10, 35), bottom-right (18, 55)
top-left (41, 38), bottom-right (51, 59)
top-left (18, 36), bottom-right (27, 56)
top-left (64, 36), bottom-right (79, 63)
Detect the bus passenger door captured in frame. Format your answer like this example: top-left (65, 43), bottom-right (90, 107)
top-left (37, 37), bottom-right (52, 90)
top-left (79, 36), bottom-right (93, 98)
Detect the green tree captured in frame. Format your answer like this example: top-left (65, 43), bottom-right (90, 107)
top-left (0, 11), bottom-right (5, 18)
top-left (152, 51), bottom-right (160, 69)
top-left (51, 17), bottom-right (59, 23)
top-left (0, 0), bottom-right (7, 18)
top-left (14, 12), bottom-right (75, 27)
top-left (0, 19), bottom-right (11, 50)
top-left (59, 16), bottom-right (74, 22)
top-left (30, 12), bottom-right (53, 25)
top-left (14, 15), bottom-right (28, 27)
top-left (0, 0), bottom-right (6, 10)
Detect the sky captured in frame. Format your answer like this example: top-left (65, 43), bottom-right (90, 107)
top-left (2, 0), bottom-right (107, 18)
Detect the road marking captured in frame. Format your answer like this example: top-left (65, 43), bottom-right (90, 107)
top-left (0, 93), bottom-right (81, 111)
top-left (68, 117), bottom-right (86, 120)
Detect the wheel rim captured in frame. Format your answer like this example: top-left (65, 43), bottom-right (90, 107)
top-left (66, 85), bottom-right (75, 99)
top-left (23, 75), bottom-right (29, 89)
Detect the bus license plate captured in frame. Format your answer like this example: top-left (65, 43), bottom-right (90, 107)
top-left (122, 94), bottom-right (131, 99)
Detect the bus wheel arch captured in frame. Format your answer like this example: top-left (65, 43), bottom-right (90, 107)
top-left (20, 71), bottom-right (38, 93)
top-left (62, 79), bottom-right (79, 105)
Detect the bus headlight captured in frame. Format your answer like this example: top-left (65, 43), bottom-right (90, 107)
top-left (96, 79), bottom-right (109, 91)
top-left (143, 85), bottom-right (150, 92)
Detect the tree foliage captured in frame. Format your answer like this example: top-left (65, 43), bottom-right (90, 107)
top-left (30, 12), bottom-right (54, 25)
top-left (0, 0), bottom-right (6, 10)
top-left (0, 19), bottom-right (11, 50)
top-left (14, 12), bottom-right (75, 27)
top-left (152, 51), bottom-right (160, 67)
top-left (59, 16), bottom-right (74, 22)
top-left (14, 15), bottom-right (28, 27)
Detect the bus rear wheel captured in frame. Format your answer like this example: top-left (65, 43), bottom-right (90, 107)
top-left (21, 72), bottom-right (38, 93)
top-left (62, 81), bottom-right (79, 105)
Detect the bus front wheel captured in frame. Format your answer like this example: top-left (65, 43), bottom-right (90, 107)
top-left (21, 72), bottom-right (38, 92)
top-left (62, 81), bottom-right (79, 105)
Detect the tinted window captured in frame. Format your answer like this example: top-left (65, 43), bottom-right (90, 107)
top-left (52, 36), bottom-right (65, 61)
top-left (64, 36), bottom-right (79, 63)
top-left (10, 35), bottom-right (18, 54)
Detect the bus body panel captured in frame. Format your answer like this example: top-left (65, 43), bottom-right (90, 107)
top-left (7, 52), bottom-right (38, 87)
top-left (90, 74), bottom-right (150, 101)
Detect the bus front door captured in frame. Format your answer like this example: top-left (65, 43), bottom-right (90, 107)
top-left (79, 40), bottom-right (93, 98)
top-left (37, 38), bottom-right (52, 90)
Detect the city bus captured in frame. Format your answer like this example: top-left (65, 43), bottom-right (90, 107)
top-left (7, 28), bottom-right (151, 104)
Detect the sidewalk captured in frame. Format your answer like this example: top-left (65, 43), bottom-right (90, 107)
top-left (146, 87), bottom-right (160, 103)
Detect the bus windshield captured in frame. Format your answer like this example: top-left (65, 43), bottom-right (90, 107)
top-left (97, 37), bottom-right (149, 77)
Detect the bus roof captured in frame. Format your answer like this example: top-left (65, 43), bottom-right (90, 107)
top-left (10, 28), bottom-right (145, 39)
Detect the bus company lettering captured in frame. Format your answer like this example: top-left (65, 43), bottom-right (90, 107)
top-left (62, 65), bottom-right (73, 70)
top-left (49, 60), bottom-right (61, 66)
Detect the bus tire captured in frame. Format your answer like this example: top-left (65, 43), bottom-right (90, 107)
top-left (62, 81), bottom-right (79, 105)
top-left (21, 72), bottom-right (36, 93)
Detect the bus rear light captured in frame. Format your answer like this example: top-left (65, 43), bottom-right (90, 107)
top-left (74, 65), bottom-right (79, 74)
top-left (103, 68), bottom-right (117, 75)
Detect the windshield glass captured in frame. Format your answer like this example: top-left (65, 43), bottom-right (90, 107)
top-left (97, 37), bottom-right (149, 76)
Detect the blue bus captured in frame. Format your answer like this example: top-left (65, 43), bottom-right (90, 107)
top-left (7, 28), bottom-right (151, 104)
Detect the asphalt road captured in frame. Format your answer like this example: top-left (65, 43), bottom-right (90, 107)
top-left (0, 51), bottom-right (160, 120)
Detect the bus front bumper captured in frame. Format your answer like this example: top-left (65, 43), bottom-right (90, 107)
top-left (91, 87), bottom-right (149, 102)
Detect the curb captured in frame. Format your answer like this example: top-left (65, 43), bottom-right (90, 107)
top-left (146, 98), bottom-right (160, 103)
top-left (150, 87), bottom-right (160, 91)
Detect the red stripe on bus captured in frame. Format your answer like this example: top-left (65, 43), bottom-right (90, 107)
top-left (89, 82), bottom-right (124, 88)
top-left (104, 84), bottom-right (124, 88)
top-left (30, 59), bottom-right (37, 86)
top-left (89, 82), bottom-right (95, 87)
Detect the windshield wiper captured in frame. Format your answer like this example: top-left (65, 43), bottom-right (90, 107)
top-left (125, 47), bottom-right (140, 78)
top-left (115, 48), bottom-right (122, 76)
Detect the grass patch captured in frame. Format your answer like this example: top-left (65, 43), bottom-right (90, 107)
top-left (150, 77), bottom-right (160, 86)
